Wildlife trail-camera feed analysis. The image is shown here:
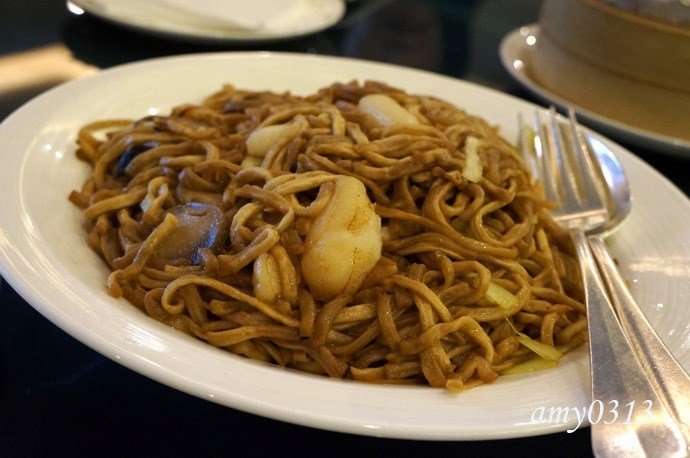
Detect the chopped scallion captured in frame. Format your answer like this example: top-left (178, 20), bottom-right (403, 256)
top-left (501, 357), bottom-right (558, 375)
top-left (462, 136), bottom-right (483, 183)
top-left (485, 281), bottom-right (519, 316)
top-left (516, 332), bottom-right (563, 361)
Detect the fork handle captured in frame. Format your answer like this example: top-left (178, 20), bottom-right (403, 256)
top-left (588, 235), bottom-right (690, 442)
top-left (570, 229), bottom-right (686, 457)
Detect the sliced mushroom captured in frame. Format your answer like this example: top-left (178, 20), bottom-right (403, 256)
top-left (113, 141), bottom-right (159, 177)
top-left (155, 203), bottom-right (228, 264)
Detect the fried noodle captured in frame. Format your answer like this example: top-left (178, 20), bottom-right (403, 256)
top-left (69, 81), bottom-right (586, 391)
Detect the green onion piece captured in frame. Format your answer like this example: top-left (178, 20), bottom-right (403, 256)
top-left (485, 281), bottom-right (519, 316)
top-left (557, 334), bottom-right (586, 354)
top-left (501, 357), bottom-right (558, 375)
top-left (462, 136), bottom-right (483, 183)
top-left (516, 332), bottom-right (563, 361)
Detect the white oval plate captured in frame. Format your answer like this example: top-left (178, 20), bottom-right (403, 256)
top-left (499, 24), bottom-right (690, 157)
top-left (1, 52), bottom-right (689, 440)
top-left (67, 0), bottom-right (345, 43)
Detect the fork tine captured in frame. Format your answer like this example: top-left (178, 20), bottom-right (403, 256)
top-left (546, 106), bottom-right (581, 206)
top-left (517, 112), bottom-right (538, 178)
top-left (533, 110), bottom-right (559, 204)
top-left (566, 109), bottom-right (606, 209)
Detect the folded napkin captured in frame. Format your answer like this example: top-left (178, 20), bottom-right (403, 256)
top-left (158, 0), bottom-right (302, 30)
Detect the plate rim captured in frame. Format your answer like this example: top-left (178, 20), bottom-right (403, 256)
top-left (1, 51), bottom-right (690, 441)
top-left (499, 23), bottom-right (690, 157)
top-left (67, 0), bottom-right (346, 44)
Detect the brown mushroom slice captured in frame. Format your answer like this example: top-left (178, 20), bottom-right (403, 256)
top-left (155, 203), bottom-right (228, 264)
top-left (113, 141), bottom-right (159, 177)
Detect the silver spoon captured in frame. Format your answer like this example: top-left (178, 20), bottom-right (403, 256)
top-left (582, 130), bottom-right (690, 447)
top-left (529, 111), bottom-right (687, 456)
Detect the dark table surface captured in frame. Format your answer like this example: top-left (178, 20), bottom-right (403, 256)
top-left (1, 1), bottom-right (688, 456)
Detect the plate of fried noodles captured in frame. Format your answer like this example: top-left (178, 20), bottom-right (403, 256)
top-left (0, 52), bottom-right (689, 440)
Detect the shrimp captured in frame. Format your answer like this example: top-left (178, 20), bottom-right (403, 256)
top-left (253, 252), bottom-right (282, 304)
top-left (301, 176), bottom-right (382, 301)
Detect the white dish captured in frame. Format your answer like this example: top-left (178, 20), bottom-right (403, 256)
top-left (155, 0), bottom-right (303, 30)
top-left (67, 0), bottom-right (345, 43)
top-left (1, 52), bottom-right (689, 440)
top-left (499, 24), bottom-right (690, 157)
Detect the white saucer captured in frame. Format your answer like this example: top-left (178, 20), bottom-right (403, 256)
top-left (67, 0), bottom-right (346, 43)
top-left (499, 24), bottom-right (690, 157)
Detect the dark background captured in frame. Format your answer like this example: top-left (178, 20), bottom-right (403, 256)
top-left (1, 1), bottom-right (687, 456)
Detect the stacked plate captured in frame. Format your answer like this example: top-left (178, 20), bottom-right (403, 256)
top-left (67, 0), bottom-right (346, 43)
top-left (500, 0), bottom-right (690, 156)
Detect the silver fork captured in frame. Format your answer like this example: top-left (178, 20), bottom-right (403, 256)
top-left (523, 107), bottom-right (687, 457)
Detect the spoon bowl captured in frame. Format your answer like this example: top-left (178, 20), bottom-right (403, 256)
top-left (584, 134), bottom-right (632, 236)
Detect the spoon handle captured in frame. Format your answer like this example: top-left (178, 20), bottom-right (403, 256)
top-left (589, 235), bottom-right (690, 445)
top-left (571, 230), bottom-right (686, 457)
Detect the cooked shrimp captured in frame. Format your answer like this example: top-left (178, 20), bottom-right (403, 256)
top-left (301, 176), bottom-right (382, 301)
